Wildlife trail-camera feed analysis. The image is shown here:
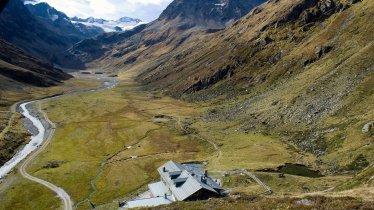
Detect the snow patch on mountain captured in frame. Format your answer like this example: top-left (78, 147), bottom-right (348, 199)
top-left (71, 17), bottom-right (146, 32)
top-left (24, 0), bottom-right (42, 5)
top-left (50, 14), bottom-right (58, 21)
top-left (24, 1), bottom-right (145, 33)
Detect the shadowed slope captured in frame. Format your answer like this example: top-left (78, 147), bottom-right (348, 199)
top-left (0, 0), bottom-right (85, 68)
top-left (0, 40), bottom-right (71, 88)
top-left (69, 0), bottom-right (266, 69)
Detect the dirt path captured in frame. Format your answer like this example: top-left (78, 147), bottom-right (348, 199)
top-left (0, 76), bottom-right (117, 209)
top-left (18, 101), bottom-right (73, 210)
top-left (177, 118), bottom-right (223, 164)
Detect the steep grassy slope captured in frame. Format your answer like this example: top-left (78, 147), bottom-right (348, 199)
top-left (133, 0), bottom-right (373, 166)
top-left (0, 40), bottom-right (71, 87)
top-left (1, 0), bottom-right (372, 208)
top-left (69, 0), bottom-right (266, 69)
top-left (104, 0), bottom-right (374, 192)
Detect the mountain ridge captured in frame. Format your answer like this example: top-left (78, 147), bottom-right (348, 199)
top-left (159, 0), bottom-right (266, 28)
top-left (26, 2), bottom-right (105, 37)
top-left (68, 0), bottom-right (267, 69)
top-left (70, 16), bottom-right (143, 33)
top-left (0, 0), bottom-right (85, 68)
top-left (83, 0), bottom-right (374, 182)
top-left (0, 39), bottom-right (71, 87)
top-left (0, 0), bottom-right (143, 68)
top-left (129, 0), bottom-right (374, 174)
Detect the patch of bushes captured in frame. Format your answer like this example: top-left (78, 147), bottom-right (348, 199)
top-left (42, 160), bottom-right (65, 169)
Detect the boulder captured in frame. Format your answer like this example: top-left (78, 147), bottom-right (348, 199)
top-left (362, 121), bottom-right (374, 133)
top-left (315, 45), bottom-right (333, 58)
top-left (258, 36), bottom-right (273, 46)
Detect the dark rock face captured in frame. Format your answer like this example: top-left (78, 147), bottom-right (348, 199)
top-left (69, 24), bottom-right (147, 63)
top-left (159, 0), bottom-right (267, 28)
top-left (72, 22), bottom-right (105, 37)
top-left (25, 3), bottom-right (85, 43)
top-left (0, 39), bottom-right (72, 87)
top-left (187, 65), bottom-right (234, 93)
top-left (258, 36), bottom-right (273, 46)
top-left (0, 0), bottom-right (84, 68)
top-left (303, 45), bottom-right (333, 66)
top-left (26, 3), bottom-right (105, 39)
top-left (362, 121), bottom-right (374, 134)
top-left (299, 0), bottom-right (341, 24)
top-left (0, 0), bottom-right (9, 13)
top-left (114, 26), bottom-right (123, 32)
top-left (314, 46), bottom-right (333, 58)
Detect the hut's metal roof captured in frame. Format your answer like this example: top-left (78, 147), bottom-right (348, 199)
top-left (157, 160), bottom-right (222, 201)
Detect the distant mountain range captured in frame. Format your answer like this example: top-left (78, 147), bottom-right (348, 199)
top-left (71, 16), bottom-right (144, 32)
top-left (24, 1), bottom-right (144, 33)
top-left (0, 0), bottom-right (142, 69)
top-left (159, 0), bottom-right (265, 28)
top-left (25, 2), bottom-right (105, 37)
top-left (69, 0), bottom-right (263, 66)
top-left (0, 0), bottom-right (83, 68)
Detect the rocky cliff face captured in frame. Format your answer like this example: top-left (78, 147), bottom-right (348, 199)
top-left (26, 3), bottom-right (104, 38)
top-left (138, 0), bottom-right (369, 97)
top-left (0, 0), bottom-right (9, 13)
top-left (159, 0), bottom-right (265, 28)
top-left (0, 0), bottom-right (84, 68)
top-left (69, 0), bottom-right (266, 69)
top-left (25, 3), bottom-right (86, 43)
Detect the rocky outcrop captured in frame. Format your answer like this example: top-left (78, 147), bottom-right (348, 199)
top-left (186, 65), bottom-right (234, 93)
top-left (0, 0), bottom-right (85, 68)
top-left (26, 3), bottom-right (104, 38)
top-left (260, 0), bottom-right (362, 32)
top-left (362, 121), bottom-right (374, 133)
top-left (304, 45), bottom-right (333, 65)
top-left (159, 0), bottom-right (266, 29)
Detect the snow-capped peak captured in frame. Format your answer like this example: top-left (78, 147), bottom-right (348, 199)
top-left (71, 16), bottom-right (146, 33)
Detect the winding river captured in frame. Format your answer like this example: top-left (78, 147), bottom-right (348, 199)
top-left (0, 101), bottom-right (46, 179)
top-left (0, 76), bottom-right (117, 209)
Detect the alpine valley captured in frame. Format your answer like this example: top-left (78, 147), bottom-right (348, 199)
top-left (0, 0), bottom-right (372, 209)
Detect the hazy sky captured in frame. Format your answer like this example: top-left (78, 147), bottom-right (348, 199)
top-left (26, 0), bottom-right (173, 22)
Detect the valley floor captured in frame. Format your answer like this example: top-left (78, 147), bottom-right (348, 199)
top-left (0, 71), bottom-right (372, 210)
